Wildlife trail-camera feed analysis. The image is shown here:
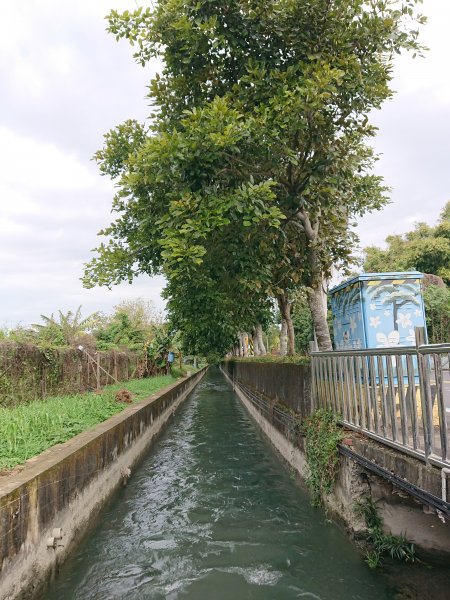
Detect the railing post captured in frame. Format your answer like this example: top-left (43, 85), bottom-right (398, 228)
top-left (416, 328), bottom-right (433, 461)
top-left (309, 340), bottom-right (319, 353)
top-left (310, 353), bottom-right (317, 412)
top-left (415, 327), bottom-right (426, 348)
top-left (96, 352), bottom-right (101, 392)
top-left (432, 353), bottom-right (448, 463)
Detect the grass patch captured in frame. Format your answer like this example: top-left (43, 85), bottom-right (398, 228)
top-left (170, 365), bottom-right (188, 378)
top-left (303, 408), bottom-right (343, 506)
top-left (354, 497), bottom-right (416, 568)
top-left (0, 374), bottom-right (176, 472)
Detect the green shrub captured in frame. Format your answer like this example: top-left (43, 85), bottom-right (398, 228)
top-left (354, 497), bottom-right (415, 568)
top-left (170, 366), bottom-right (187, 378)
top-left (303, 409), bottom-right (342, 506)
top-left (423, 285), bottom-right (450, 344)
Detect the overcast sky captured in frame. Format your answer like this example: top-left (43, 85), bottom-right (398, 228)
top-left (0, 1), bottom-right (449, 327)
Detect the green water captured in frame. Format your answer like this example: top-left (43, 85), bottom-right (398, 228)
top-left (45, 369), bottom-right (420, 599)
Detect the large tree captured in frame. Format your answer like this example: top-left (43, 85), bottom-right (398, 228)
top-left (84, 0), bottom-right (425, 352)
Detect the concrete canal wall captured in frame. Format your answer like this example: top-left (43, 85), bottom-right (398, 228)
top-left (0, 369), bottom-right (206, 600)
top-left (221, 361), bottom-right (450, 558)
top-left (222, 360), bottom-right (311, 415)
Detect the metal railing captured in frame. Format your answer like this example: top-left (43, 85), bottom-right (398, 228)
top-left (227, 377), bottom-right (298, 440)
top-left (311, 344), bottom-right (450, 469)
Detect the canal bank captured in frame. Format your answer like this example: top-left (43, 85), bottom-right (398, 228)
top-left (42, 368), bottom-right (448, 599)
top-left (0, 369), bottom-right (206, 600)
top-left (221, 360), bottom-right (450, 560)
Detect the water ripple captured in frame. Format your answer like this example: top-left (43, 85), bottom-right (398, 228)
top-left (46, 369), bottom-right (400, 600)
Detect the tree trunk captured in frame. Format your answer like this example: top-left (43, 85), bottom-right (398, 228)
top-left (287, 317), bottom-right (295, 356)
top-left (278, 294), bottom-right (295, 355)
top-left (252, 330), bottom-right (261, 356)
top-left (295, 211), bottom-right (333, 352)
top-left (255, 324), bottom-right (266, 355)
top-left (240, 332), bottom-right (248, 357)
top-left (307, 281), bottom-right (332, 351)
top-left (280, 319), bottom-right (288, 356)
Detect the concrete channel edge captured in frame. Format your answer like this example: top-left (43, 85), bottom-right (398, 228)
top-left (0, 368), bottom-right (207, 600)
top-left (220, 365), bottom-right (450, 558)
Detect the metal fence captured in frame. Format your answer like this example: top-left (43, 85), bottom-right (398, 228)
top-left (226, 376), bottom-right (299, 442)
top-left (311, 343), bottom-right (450, 469)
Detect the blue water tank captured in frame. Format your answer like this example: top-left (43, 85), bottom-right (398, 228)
top-left (329, 272), bottom-right (427, 350)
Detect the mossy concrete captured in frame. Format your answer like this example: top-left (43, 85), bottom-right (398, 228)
top-left (222, 360), bottom-right (311, 415)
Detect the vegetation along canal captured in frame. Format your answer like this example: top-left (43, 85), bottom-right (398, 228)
top-left (44, 369), bottom-right (436, 599)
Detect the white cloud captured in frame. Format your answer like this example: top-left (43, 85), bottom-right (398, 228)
top-left (0, 217), bottom-right (28, 236)
top-left (0, 127), bottom-right (94, 191)
top-left (356, 0), bottom-right (450, 248)
top-left (0, 1), bottom-right (164, 326)
top-left (389, 1), bottom-right (450, 104)
top-left (0, 0), bottom-right (449, 326)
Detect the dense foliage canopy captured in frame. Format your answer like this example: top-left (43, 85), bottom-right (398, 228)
top-left (363, 201), bottom-right (450, 285)
top-left (83, 0), bottom-right (425, 355)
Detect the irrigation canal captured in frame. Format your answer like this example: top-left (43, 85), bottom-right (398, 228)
top-left (45, 368), bottom-right (448, 599)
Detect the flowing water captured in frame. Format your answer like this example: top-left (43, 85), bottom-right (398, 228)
top-left (44, 369), bottom-right (445, 599)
